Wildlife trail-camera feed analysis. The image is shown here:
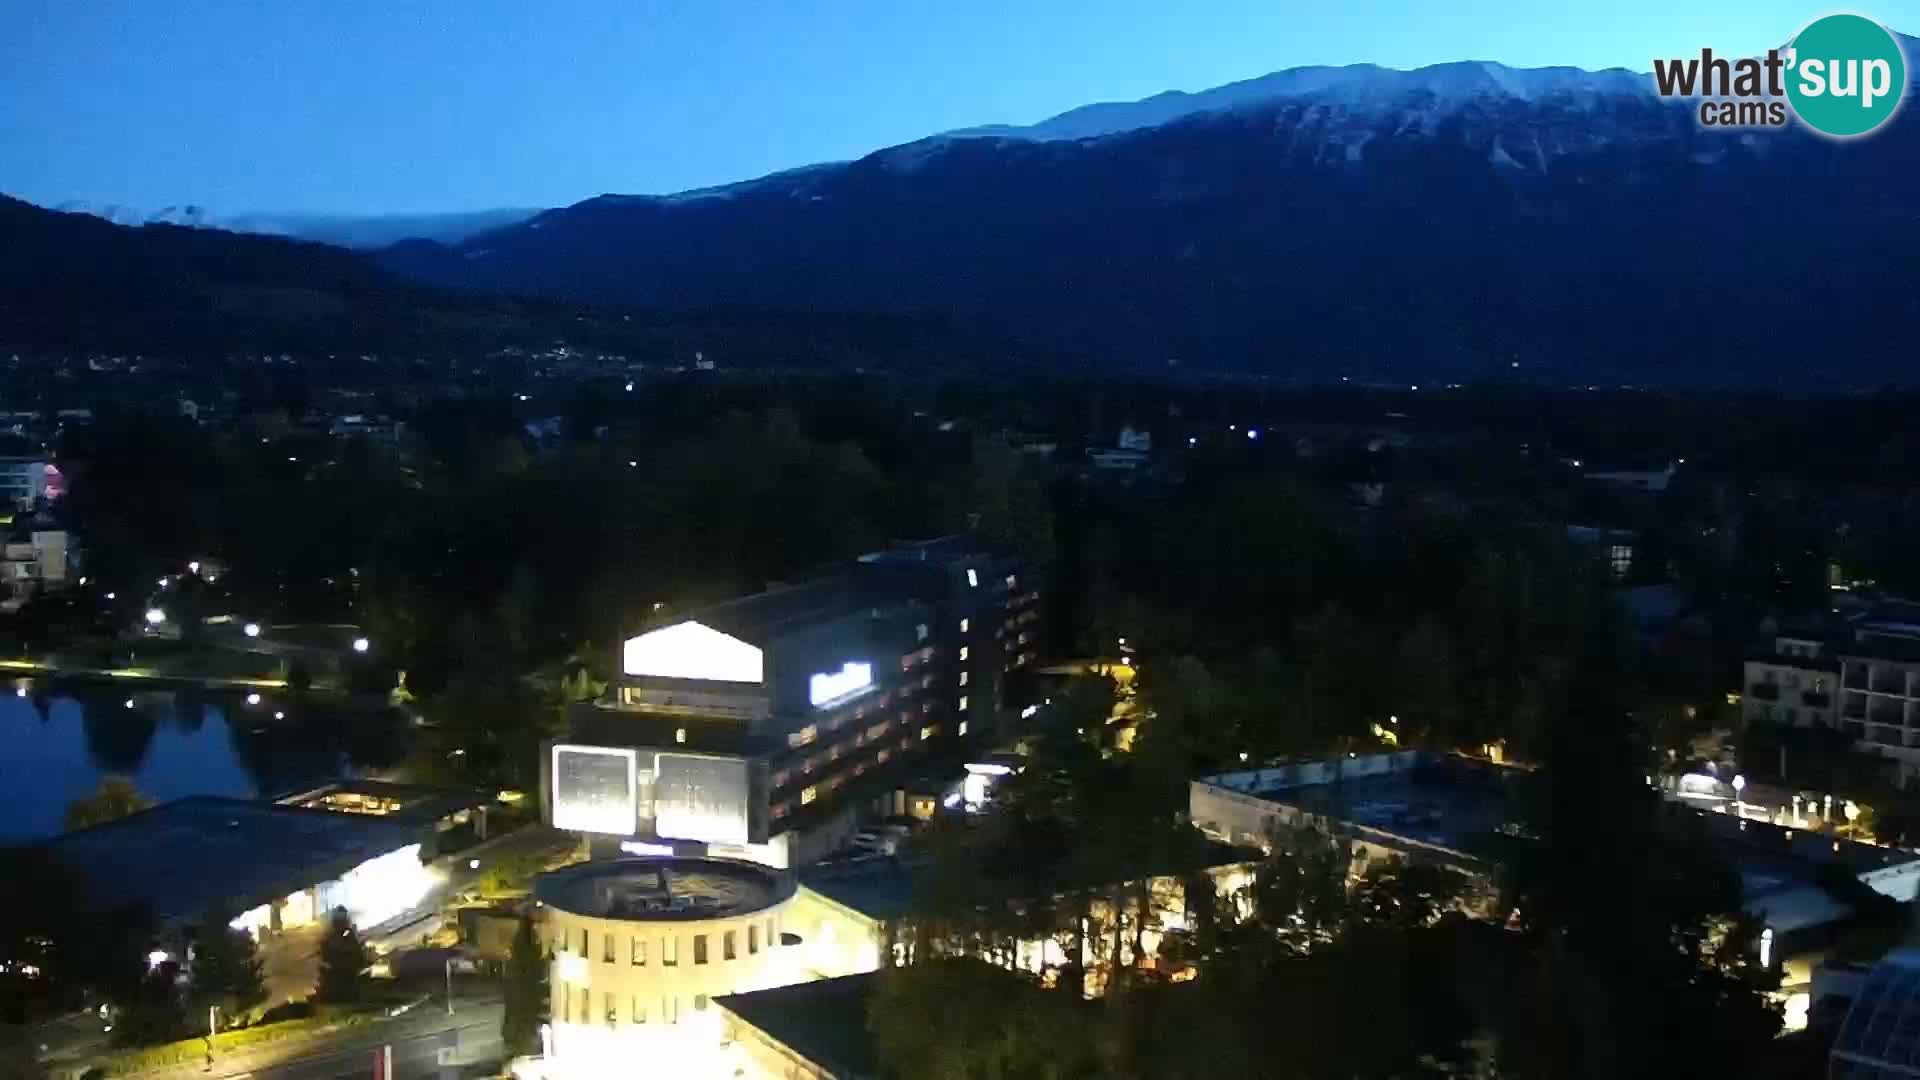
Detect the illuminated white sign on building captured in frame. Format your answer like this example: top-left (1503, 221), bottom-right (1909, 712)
top-left (653, 752), bottom-right (752, 845)
top-left (622, 621), bottom-right (763, 683)
top-left (808, 661), bottom-right (873, 708)
top-left (551, 745), bottom-right (638, 835)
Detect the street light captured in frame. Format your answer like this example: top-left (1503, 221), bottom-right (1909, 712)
top-left (145, 608), bottom-right (166, 625)
top-left (243, 623), bottom-right (260, 638)
top-left (352, 637), bottom-right (370, 654)
top-left (1733, 774), bottom-right (1747, 817)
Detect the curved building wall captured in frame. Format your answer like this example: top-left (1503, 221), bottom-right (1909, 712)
top-left (538, 858), bottom-right (800, 1072)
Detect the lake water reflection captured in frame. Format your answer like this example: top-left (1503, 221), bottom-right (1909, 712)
top-left (0, 682), bottom-right (408, 842)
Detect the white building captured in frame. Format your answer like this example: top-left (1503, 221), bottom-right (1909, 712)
top-left (1840, 624), bottom-right (1920, 787)
top-left (0, 525), bottom-right (77, 613)
top-left (0, 457), bottom-right (54, 509)
top-left (1742, 635), bottom-right (1840, 732)
top-left (533, 858), bottom-right (805, 1078)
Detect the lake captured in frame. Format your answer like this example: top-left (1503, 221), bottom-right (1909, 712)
top-left (0, 680), bottom-right (409, 842)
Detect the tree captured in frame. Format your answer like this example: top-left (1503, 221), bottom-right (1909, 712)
top-left (1495, 589), bottom-right (1781, 1077)
top-left (500, 916), bottom-right (547, 1058)
top-left (314, 908), bottom-right (370, 1004)
top-left (63, 776), bottom-right (153, 832)
top-left (190, 921), bottom-right (266, 1019)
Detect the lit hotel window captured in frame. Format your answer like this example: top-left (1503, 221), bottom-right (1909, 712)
top-left (1007, 574), bottom-right (1017, 588)
top-left (921, 725), bottom-right (937, 741)
top-left (674, 727), bottom-right (687, 744)
top-left (967, 568), bottom-right (979, 587)
top-left (959, 646), bottom-right (969, 661)
top-left (788, 724), bottom-right (817, 748)
top-left (916, 623), bottom-right (928, 641)
top-left (959, 670), bottom-right (969, 686)
top-left (959, 696), bottom-right (969, 711)
top-left (960, 618), bottom-right (969, 633)
top-left (801, 785), bottom-right (819, 805)
top-left (959, 720), bottom-right (969, 736)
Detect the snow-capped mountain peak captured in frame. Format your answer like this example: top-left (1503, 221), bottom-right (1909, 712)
top-left (945, 58), bottom-right (1653, 142)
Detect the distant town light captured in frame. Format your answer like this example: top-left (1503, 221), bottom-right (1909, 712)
top-left (105, 591), bottom-right (115, 600)
top-left (352, 637), bottom-right (371, 654)
top-left (13, 687), bottom-right (24, 699)
top-left (157, 576), bottom-right (169, 588)
top-left (273, 711), bottom-right (285, 720)
top-left (187, 561), bottom-right (200, 575)
top-left (243, 622), bottom-right (261, 638)
top-left (246, 693), bottom-right (261, 706)
top-left (1246, 429), bottom-right (1259, 440)
top-left (146, 950), bottom-right (169, 969)
top-left (517, 394), bottom-right (529, 402)
top-left (123, 699), bottom-right (133, 709)
top-left (144, 608), bottom-right (166, 625)
top-left (624, 382), bottom-right (634, 392)
top-left (468, 859), bottom-right (481, 870)
top-left (1188, 437), bottom-right (1197, 447)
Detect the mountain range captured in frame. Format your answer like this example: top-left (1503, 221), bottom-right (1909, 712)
top-left (13, 44), bottom-right (1920, 385)
top-left (49, 202), bottom-right (541, 249)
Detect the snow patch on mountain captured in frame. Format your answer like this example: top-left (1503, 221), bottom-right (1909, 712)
top-left (946, 59), bottom-right (1653, 144)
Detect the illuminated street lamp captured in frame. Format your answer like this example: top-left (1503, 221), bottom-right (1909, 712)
top-left (144, 608), bottom-right (166, 625)
top-left (352, 637), bottom-right (370, 654)
top-left (243, 623), bottom-right (260, 638)
top-left (1732, 774), bottom-right (1747, 817)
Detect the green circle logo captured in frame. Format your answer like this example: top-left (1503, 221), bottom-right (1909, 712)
top-left (1785, 14), bottom-right (1906, 137)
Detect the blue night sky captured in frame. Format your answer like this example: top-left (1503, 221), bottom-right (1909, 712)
top-left (0, 0), bottom-right (1898, 215)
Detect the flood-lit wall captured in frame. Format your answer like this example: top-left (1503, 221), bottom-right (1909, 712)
top-left (544, 886), bottom-right (800, 1069)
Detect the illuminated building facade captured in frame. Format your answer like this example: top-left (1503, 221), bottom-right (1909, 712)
top-left (544, 536), bottom-right (1041, 867)
top-left (535, 857), bottom-right (800, 1075)
top-left (38, 795), bottom-right (444, 949)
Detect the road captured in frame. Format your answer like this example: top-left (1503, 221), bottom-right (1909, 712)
top-left (238, 1011), bottom-right (502, 1080)
top-left (144, 1002), bottom-right (504, 1080)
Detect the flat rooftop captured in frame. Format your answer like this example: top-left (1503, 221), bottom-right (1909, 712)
top-left (534, 857), bottom-right (795, 921)
top-left (275, 779), bottom-right (493, 827)
top-left (41, 795), bottom-right (422, 925)
top-left (1261, 767), bottom-right (1521, 863)
top-left (716, 972), bottom-right (881, 1079)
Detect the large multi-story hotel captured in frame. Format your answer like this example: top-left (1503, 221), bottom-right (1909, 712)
top-left (540, 536), bottom-right (1041, 868)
